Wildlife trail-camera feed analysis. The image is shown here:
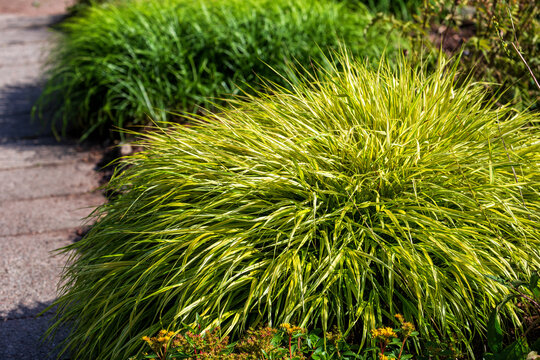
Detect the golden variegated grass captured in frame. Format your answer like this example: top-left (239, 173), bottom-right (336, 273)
top-left (50, 55), bottom-right (540, 359)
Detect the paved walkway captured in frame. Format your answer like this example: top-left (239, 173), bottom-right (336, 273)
top-left (0, 0), bottom-right (75, 15)
top-left (0, 11), bottom-right (104, 360)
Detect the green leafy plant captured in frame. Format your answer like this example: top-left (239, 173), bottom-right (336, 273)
top-left (414, 0), bottom-right (539, 110)
top-left (67, 0), bottom-right (114, 13)
top-left (34, 0), bottom-right (404, 140)
top-left (484, 271), bottom-right (540, 360)
top-left (130, 323), bottom-right (343, 359)
top-left (370, 314), bottom-right (418, 360)
top-left (128, 315), bottom-right (437, 360)
top-left (49, 54), bottom-right (540, 359)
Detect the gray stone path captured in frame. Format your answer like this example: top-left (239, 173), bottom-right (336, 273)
top-left (0, 13), bottom-right (105, 359)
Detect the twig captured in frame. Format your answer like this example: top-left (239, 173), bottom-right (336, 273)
top-left (506, 6), bottom-right (540, 91)
top-left (514, 288), bottom-right (540, 310)
top-left (510, 42), bottom-right (540, 91)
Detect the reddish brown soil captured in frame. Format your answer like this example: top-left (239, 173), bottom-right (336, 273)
top-left (0, 0), bottom-right (75, 15)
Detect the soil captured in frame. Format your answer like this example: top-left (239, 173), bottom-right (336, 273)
top-left (0, 0), bottom-right (75, 15)
top-left (429, 22), bottom-right (476, 54)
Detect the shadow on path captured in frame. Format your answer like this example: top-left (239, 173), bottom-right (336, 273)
top-left (0, 301), bottom-right (71, 360)
top-left (0, 82), bottom-right (52, 142)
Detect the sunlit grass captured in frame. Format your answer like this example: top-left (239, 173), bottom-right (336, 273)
top-left (34, 0), bottom-right (405, 140)
top-left (51, 54), bottom-right (540, 359)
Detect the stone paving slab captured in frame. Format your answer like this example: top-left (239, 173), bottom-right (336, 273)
top-left (0, 41), bottom-right (51, 66)
top-left (0, 15), bottom-right (59, 45)
top-left (0, 139), bottom-right (98, 170)
top-left (0, 14), bottom-right (61, 89)
top-left (0, 193), bottom-right (103, 237)
top-left (0, 14), bottom-right (65, 29)
top-left (0, 230), bottom-right (73, 319)
top-left (0, 65), bottom-right (44, 87)
top-left (0, 83), bottom-right (43, 116)
top-left (0, 161), bottom-right (101, 201)
top-left (0, 314), bottom-right (70, 360)
top-left (0, 112), bottom-right (51, 139)
top-left (0, 0), bottom-right (75, 16)
top-left (0, 14), bottom-right (60, 66)
top-left (0, 28), bottom-right (52, 45)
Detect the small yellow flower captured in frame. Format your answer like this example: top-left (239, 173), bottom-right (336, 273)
top-left (280, 323), bottom-right (303, 334)
top-left (379, 354), bottom-right (390, 360)
top-left (394, 314), bottom-right (404, 324)
top-left (371, 327), bottom-right (397, 339)
top-left (141, 335), bottom-right (155, 347)
top-left (402, 321), bottom-right (415, 336)
top-left (325, 326), bottom-right (343, 344)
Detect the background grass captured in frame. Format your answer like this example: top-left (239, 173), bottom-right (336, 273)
top-left (35, 0), bottom-right (406, 140)
top-left (342, 0), bottom-right (423, 20)
top-left (67, 0), bottom-right (112, 13)
top-left (50, 55), bottom-right (540, 360)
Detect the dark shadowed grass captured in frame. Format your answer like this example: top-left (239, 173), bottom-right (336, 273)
top-left (34, 0), bottom-right (406, 140)
top-left (49, 55), bottom-right (540, 359)
top-left (342, 0), bottom-right (423, 20)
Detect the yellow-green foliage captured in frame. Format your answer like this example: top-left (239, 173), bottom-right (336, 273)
top-left (51, 55), bottom-right (540, 359)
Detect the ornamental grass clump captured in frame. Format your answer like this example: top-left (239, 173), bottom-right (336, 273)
top-left (51, 55), bottom-right (540, 360)
top-left (34, 0), bottom-right (403, 140)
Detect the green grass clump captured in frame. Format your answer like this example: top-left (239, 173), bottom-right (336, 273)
top-left (343, 0), bottom-right (423, 20)
top-left (35, 0), bottom-right (404, 140)
top-left (67, 0), bottom-right (113, 13)
top-left (51, 55), bottom-right (540, 359)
